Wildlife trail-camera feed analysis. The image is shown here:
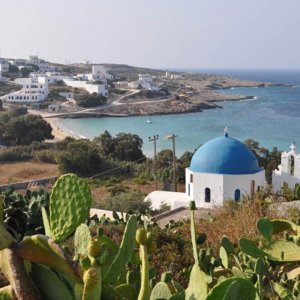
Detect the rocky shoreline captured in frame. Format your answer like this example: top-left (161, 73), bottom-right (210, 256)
top-left (43, 66), bottom-right (285, 119)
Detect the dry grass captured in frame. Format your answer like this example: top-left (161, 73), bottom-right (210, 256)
top-left (91, 178), bottom-right (185, 208)
top-left (0, 161), bottom-right (59, 184)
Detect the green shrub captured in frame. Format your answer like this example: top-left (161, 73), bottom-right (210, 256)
top-left (55, 139), bottom-right (106, 176)
top-left (0, 143), bottom-right (49, 162)
top-left (101, 190), bottom-right (150, 213)
top-left (76, 93), bottom-right (107, 108)
top-left (33, 150), bottom-right (57, 164)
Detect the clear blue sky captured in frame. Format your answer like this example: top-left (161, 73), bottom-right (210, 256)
top-left (1, 0), bottom-right (300, 69)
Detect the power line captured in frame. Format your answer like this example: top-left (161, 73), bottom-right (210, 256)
top-left (89, 156), bottom-right (146, 179)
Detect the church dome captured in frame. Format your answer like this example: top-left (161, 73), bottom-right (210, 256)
top-left (189, 133), bottom-right (262, 175)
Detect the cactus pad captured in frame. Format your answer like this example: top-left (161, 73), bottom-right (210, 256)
top-left (49, 174), bottom-right (93, 242)
top-left (185, 264), bottom-right (208, 300)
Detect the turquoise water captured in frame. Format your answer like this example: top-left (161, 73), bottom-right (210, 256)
top-left (58, 70), bottom-right (300, 156)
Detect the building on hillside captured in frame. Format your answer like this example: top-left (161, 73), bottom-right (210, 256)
top-left (7, 58), bottom-right (27, 66)
top-left (145, 129), bottom-right (266, 210)
top-left (48, 104), bottom-right (61, 112)
top-left (5, 77), bottom-right (48, 103)
top-left (128, 74), bottom-right (160, 91)
top-left (0, 60), bottom-right (9, 74)
top-left (63, 78), bottom-right (108, 97)
top-left (272, 143), bottom-right (300, 192)
top-left (92, 65), bottom-right (114, 80)
top-left (170, 74), bottom-right (182, 79)
top-left (44, 72), bottom-right (66, 84)
top-left (28, 55), bottom-right (49, 72)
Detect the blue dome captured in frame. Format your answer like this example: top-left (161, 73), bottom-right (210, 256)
top-left (189, 134), bottom-right (262, 175)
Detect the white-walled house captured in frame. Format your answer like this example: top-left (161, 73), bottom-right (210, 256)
top-left (63, 78), bottom-right (108, 97)
top-left (0, 60), bottom-right (9, 74)
top-left (92, 65), bottom-right (114, 80)
top-left (272, 143), bottom-right (300, 192)
top-left (28, 55), bottom-right (49, 72)
top-left (7, 58), bottom-right (27, 66)
top-left (5, 77), bottom-right (48, 103)
top-left (170, 74), bottom-right (182, 80)
top-left (128, 74), bottom-right (160, 91)
top-left (45, 72), bottom-right (66, 84)
top-left (145, 131), bottom-right (266, 210)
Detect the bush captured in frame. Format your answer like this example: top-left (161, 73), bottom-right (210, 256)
top-left (101, 190), bottom-right (150, 214)
top-left (0, 146), bottom-right (32, 162)
top-left (0, 143), bottom-right (48, 162)
top-left (55, 139), bottom-right (106, 176)
top-left (33, 150), bottom-right (57, 164)
top-left (76, 93), bottom-right (107, 108)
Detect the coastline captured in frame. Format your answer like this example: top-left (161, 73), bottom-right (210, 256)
top-left (46, 117), bottom-right (71, 141)
top-left (35, 94), bottom-right (257, 141)
top-left (28, 110), bottom-right (81, 141)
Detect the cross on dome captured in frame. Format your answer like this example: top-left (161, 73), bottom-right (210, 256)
top-left (290, 142), bottom-right (296, 152)
top-left (224, 127), bottom-right (229, 137)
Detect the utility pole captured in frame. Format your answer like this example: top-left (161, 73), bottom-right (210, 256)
top-left (149, 135), bottom-right (159, 190)
top-left (164, 134), bottom-right (177, 192)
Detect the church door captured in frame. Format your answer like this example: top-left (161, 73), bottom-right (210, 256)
top-left (234, 189), bottom-right (240, 201)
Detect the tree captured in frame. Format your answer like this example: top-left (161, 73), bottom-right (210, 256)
top-left (20, 67), bottom-right (31, 77)
top-left (8, 64), bottom-right (19, 73)
top-left (244, 139), bottom-right (281, 183)
top-left (113, 133), bottom-right (145, 162)
top-left (94, 130), bottom-right (114, 157)
top-left (56, 139), bottom-right (105, 176)
top-left (94, 131), bottom-right (145, 162)
top-left (4, 115), bottom-right (53, 145)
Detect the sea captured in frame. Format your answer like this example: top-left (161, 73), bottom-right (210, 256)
top-left (58, 69), bottom-right (300, 156)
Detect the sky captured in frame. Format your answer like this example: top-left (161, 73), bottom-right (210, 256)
top-left (1, 0), bottom-right (300, 69)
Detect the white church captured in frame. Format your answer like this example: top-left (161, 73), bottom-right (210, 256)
top-left (146, 130), bottom-right (300, 210)
top-left (272, 142), bottom-right (300, 192)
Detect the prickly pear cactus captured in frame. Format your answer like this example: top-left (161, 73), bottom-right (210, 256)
top-left (0, 286), bottom-right (15, 300)
top-left (49, 174), bottom-right (93, 242)
top-left (74, 223), bottom-right (91, 259)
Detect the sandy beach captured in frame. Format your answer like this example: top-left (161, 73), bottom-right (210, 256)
top-left (46, 117), bottom-right (71, 141)
top-left (28, 110), bottom-right (79, 141)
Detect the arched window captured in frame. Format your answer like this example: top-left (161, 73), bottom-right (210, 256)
top-left (205, 188), bottom-right (211, 203)
top-left (290, 155), bottom-right (295, 175)
top-left (234, 189), bottom-right (240, 201)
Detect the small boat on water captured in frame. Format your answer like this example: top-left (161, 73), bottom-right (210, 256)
top-left (147, 118), bottom-right (152, 123)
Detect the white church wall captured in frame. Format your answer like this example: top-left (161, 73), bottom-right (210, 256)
top-left (273, 173), bottom-right (300, 192)
top-left (223, 170), bottom-right (265, 201)
top-left (192, 172), bottom-right (224, 208)
top-left (272, 144), bottom-right (300, 192)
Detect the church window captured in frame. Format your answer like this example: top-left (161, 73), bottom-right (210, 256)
top-left (188, 184), bottom-right (190, 196)
top-left (205, 188), bottom-right (211, 202)
top-left (234, 189), bottom-right (240, 201)
top-left (190, 174), bottom-right (193, 183)
top-left (290, 155), bottom-right (295, 175)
